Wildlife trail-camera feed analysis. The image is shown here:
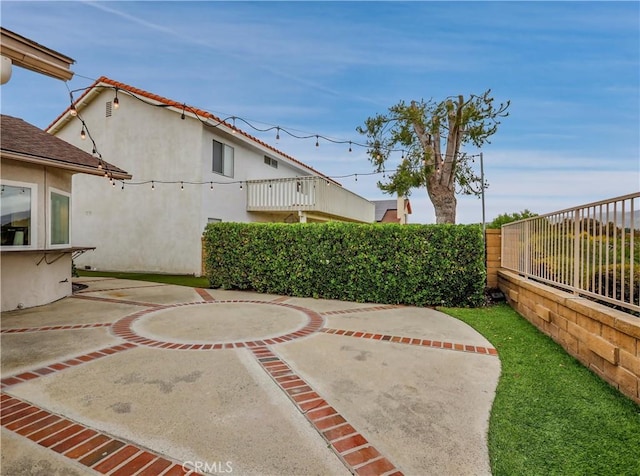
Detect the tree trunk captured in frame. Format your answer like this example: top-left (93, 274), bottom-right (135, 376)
top-left (427, 181), bottom-right (457, 224)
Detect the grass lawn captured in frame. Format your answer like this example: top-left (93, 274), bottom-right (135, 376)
top-left (442, 304), bottom-right (640, 476)
top-left (76, 270), bottom-right (209, 288)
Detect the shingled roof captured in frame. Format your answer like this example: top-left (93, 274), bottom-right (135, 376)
top-left (1, 115), bottom-right (130, 179)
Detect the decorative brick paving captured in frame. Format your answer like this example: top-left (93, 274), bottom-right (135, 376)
top-left (249, 346), bottom-right (403, 476)
top-left (0, 343), bottom-right (137, 390)
top-left (320, 305), bottom-right (404, 316)
top-left (1, 322), bottom-right (113, 334)
top-left (110, 300), bottom-right (325, 350)
top-left (1, 283), bottom-right (498, 475)
top-left (0, 394), bottom-right (201, 476)
top-left (194, 288), bottom-right (216, 302)
top-left (71, 294), bottom-right (164, 308)
top-left (320, 328), bottom-right (498, 356)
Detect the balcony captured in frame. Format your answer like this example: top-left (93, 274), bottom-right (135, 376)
top-left (246, 176), bottom-right (375, 223)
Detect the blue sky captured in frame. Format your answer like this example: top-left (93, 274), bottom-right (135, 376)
top-left (1, 1), bottom-right (638, 224)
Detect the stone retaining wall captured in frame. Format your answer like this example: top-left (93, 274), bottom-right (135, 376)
top-left (498, 269), bottom-right (640, 404)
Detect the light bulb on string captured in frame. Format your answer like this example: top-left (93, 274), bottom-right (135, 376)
top-left (239, 182), bottom-right (243, 190)
top-left (349, 141), bottom-right (352, 153)
top-left (210, 182), bottom-right (213, 190)
top-left (181, 181), bottom-right (184, 190)
top-left (113, 89), bottom-right (119, 109)
top-left (232, 117), bottom-right (236, 133)
top-left (355, 174), bottom-right (358, 182)
top-left (121, 182), bottom-right (125, 191)
top-left (80, 126), bottom-right (86, 140)
top-left (276, 127), bottom-right (280, 141)
top-left (70, 104), bottom-right (77, 117)
top-left (315, 136), bottom-right (319, 147)
top-left (181, 104), bottom-right (186, 120)
top-left (151, 181), bottom-right (155, 190)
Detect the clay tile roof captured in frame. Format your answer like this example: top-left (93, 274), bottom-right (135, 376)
top-left (47, 76), bottom-right (339, 185)
top-left (1, 114), bottom-right (130, 179)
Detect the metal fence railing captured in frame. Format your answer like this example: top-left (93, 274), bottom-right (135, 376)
top-left (501, 192), bottom-right (640, 314)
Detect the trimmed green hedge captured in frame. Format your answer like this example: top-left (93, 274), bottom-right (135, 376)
top-left (203, 222), bottom-right (485, 307)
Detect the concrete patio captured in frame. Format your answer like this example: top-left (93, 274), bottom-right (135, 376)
top-left (1, 278), bottom-right (500, 476)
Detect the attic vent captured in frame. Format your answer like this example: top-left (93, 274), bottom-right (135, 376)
top-left (105, 101), bottom-right (112, 117)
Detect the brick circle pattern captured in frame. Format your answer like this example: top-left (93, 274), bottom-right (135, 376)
top-left (111, 300), bottom-right (325, 350)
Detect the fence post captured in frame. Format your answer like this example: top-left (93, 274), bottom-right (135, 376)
top-left (573, 209), bottom-right (581, 294)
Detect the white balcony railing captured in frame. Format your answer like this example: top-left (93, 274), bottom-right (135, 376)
top-left (246, 176), bottom-right (375, 223)
top-left (501, 192), bottom-right (640, 314)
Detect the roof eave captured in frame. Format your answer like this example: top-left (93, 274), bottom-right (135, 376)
top-left (0, 27), bottom-right (75, 81)
top-left (1, 151), bottom-right (131, 180)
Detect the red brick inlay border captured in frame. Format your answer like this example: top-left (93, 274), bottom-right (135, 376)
top-left (71, 294), bottom-right (164, 308)
top-left (1, 323), bottom-right (113, 334)
top-left (0, 393), bottom-right (202, 476)
top-left (111, 301), bottom-right (325, 350)
top-left (0, 343), bottom-right (137, 390)
top-left (320, 328), bottom-right (498, 356)
top-left (194, 288), bottom-right (216, 302)
top-left (249, 346), bottom-right (403, 476)
top-left (320, 305), bottom-right (403, 316)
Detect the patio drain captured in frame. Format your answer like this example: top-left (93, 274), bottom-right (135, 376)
top-left (110, 300), bottom-right (325, 350)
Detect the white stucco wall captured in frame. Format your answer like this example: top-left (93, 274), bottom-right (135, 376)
top-left (59, 93), bottom-right (204, 274)
top-left (1, 252), bottom-right (72, 311)
top-left (55, 89), bottom-right (317, 275)
top-left (198, 127), bottom-right (311, 228)
top-left (1, 160), bottom-right (73, 311)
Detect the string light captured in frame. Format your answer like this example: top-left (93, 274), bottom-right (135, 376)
top-left (66, 83), bottom-right (484, 192)
top-left (65, 83), bottom-right (428, 157)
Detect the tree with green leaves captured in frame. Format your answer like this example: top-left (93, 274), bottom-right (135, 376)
top-left (487, 209), bottom-right (538, 229)
top-left (357, 90), bottom-right (510, 224)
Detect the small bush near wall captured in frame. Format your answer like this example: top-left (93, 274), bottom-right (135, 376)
top-left (203, 222), bottom-right (485, 307)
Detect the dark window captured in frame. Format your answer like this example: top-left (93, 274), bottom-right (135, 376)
top-left (213, 140), bottom-right (234, 177)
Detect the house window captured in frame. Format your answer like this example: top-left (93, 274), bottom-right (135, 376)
top-left (1, 181), bottom-right (37, 248)
top-left (50, 188), bottom-right (70, 247)
top-left (212, 140), bottom-right (234, 177)
top-left (264, 156), bottom-right (278, 169)
top-left (207, 218), bottom-right (222, 223)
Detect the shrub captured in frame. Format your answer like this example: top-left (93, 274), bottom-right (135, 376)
top-left (591, 264), bottom-right (640, 305)
top-left (203, 222), bottom-right (485, 307)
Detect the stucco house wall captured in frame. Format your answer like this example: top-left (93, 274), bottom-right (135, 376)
top-left (52, 79), bottom-right (327, 275)
top-left (1, 161), bottom-right (73, 310)
top-left (1, 115), bottom-right (129, 312)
